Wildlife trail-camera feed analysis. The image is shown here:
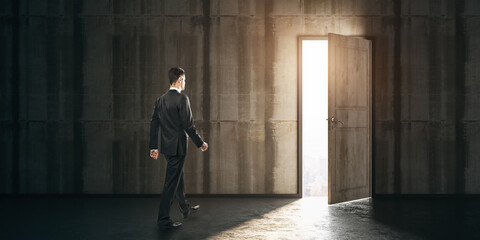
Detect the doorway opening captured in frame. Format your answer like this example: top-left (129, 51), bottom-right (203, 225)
top-left (301, 39), bottom-right (328, 197)
top-left (299, 34), bottom-right (372, 204)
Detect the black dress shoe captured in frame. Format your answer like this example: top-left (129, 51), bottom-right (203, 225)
top-left (157, 220), bottom-right (182, 229)
top-left (182, 205), bottom-right (200, 219)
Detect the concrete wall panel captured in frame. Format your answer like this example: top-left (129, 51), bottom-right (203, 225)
top-left (400, 17), bottom-right (432, 121)
top-left (81, 0), bottom-right (113, 15)
top-left (0, 25), bottom-right (15, 121)
top-left (464, 0), bottom-right (480, 15)
top-left (208, 121), bottom-right (240, 193)
top-left (465, 123), bottom-right (480, 193)
top-left (0, 0), bottom-right (13, 15)
top-left (0, 123), bottom-right (14, 193)
top-left (269, 0), bottom-right (303, 16)
top-left (267, 121), bottom-right (297, 193)
top-left (18, 121), bottom-right (76, 193)
top-left (304, 17), bottom-right (334, 35)
top-left (428, 122), bottom-right (457, 193)
top-left (210, 0), bottom-right (239, 16)
top-left (82, 122), bottom-right (114, 193)
top-left (401, 0), bottom-right (431, 16)
top-left (303, 0), bottom-right (333, 15)
top-left (401, 0), bottom-right (456, 16)
top-left (211, 0), bottom-right (264, 16)
top-left (374, 122), bottom-right (396, 194)
top-left (465, 18), bottom-right (480, 120)
top-left (400, 122), bottom-right (430, 193)
top-left (333, 0), bottom-right (394, 16)
top-left (0, 12), bottom-right (15, 193)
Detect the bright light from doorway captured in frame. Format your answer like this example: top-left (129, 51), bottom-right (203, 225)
top-left (302, 40), bottom-right (328, 197)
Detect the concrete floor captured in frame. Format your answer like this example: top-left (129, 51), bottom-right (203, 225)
top-left (1, 197), bottom-right (479, 240)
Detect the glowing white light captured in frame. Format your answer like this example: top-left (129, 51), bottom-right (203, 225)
top-left (302, 40), bottom-right (328, 197)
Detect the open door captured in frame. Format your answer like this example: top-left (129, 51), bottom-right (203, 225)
top-left (328, 33), bottom-right (372, 204)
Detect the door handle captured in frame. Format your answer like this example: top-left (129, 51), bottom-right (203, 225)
top-left (326, 117), bottom-right (344, 128)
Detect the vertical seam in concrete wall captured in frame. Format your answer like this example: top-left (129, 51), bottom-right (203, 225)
top-left (393, 0), bottom-right (402, 193)
top-left (11, 0), bottom-right (20, 195)
top-left (139, 18), bottom-right (146, 193)
top-left (455, 0), bottom-right (466, 194)
top-left (73, 1), bottom-right (84, 193)
top-left (371, 37), bottom-right (376, 196)
top-left (202, 0), bottom-right (211, 194)
top-left (427, 13), bottom-right (439, 193)
top-left (264, 0), bottom-right (275, 194)
top-left (112, 12), bottom-right (120, 194)
top-left (46, 14), bottom-right (58, 193)
top-left (236, 16), bottom-right (247, 193)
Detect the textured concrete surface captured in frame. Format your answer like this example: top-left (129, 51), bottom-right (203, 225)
top-left (1, 0), bottom-right (480, 195)
top-left (1, 196), bottom-right (480, 239)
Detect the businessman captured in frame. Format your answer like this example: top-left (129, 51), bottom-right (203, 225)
top-left (149, 67), bottom-right (208, 229)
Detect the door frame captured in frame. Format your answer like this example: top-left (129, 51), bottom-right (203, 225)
top-left (297, 35), bottom-right (376, 199)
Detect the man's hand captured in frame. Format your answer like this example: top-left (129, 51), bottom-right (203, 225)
top-left (150, 149), bottom-right (159, 160)
top-left (201, 142), bottom-right (208, 152)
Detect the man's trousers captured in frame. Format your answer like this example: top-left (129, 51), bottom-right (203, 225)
top-left (157, 154), bottom-right (190, 224)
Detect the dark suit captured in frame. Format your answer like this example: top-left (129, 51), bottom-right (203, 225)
top-left (149, 89), bottom-right (203, 224)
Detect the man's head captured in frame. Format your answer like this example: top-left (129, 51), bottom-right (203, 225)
top-left (168, 67), bottom-right (186, 90)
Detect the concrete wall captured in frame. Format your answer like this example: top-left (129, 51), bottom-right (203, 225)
top-left (1, 0), bottom-right (480, 195)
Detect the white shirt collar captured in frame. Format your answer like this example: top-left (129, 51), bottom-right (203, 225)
top-left (169, 87), bottom-right (181, 93)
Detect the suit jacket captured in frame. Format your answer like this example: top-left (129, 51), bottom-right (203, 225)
top-left (149, 89), bottom-right (204, 155)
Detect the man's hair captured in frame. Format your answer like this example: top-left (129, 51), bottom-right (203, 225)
top-left (168, 67), bottom-right (185, 85)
